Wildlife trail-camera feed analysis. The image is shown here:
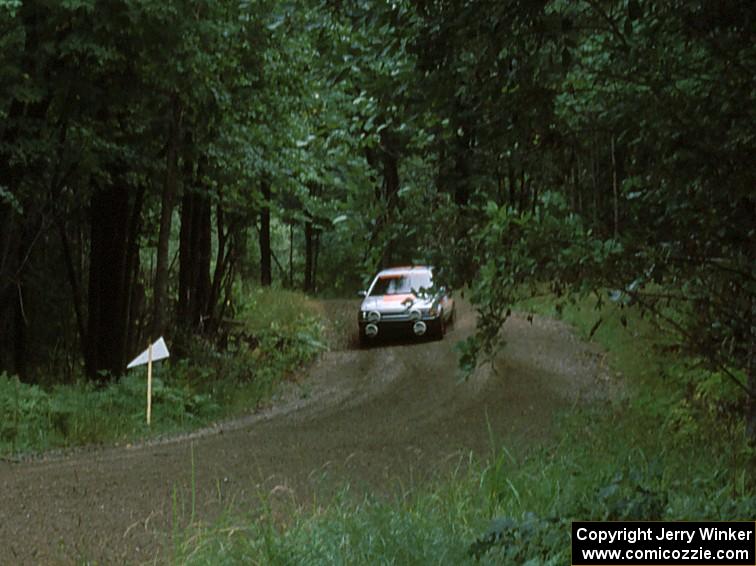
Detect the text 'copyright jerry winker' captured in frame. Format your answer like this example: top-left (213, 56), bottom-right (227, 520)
top-left (572, 521), bottom-right (755, 565)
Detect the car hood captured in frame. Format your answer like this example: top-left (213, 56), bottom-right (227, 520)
top-left (360, 294), bottom-right (435, 312)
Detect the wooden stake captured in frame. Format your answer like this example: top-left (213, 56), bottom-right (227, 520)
top-left (147, 340), bottom-right (153, 426)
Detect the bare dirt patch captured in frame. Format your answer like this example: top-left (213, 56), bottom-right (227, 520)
top-left (0, 299), bottom-right (619, 564)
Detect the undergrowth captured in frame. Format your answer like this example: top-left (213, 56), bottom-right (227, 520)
top-left (0, 288), bottom-right (324, 457)
top-left (173, 292), bottom-right (755, 564)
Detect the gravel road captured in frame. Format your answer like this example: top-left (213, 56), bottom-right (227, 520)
top-left (0, 299), bottom-right (616, 564)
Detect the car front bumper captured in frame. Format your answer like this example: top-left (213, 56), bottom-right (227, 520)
top-left (358, 313), bottom-right (441, 338)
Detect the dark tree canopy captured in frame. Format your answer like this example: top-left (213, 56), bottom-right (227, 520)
top-left (0, 0), bottom-right (753, 434)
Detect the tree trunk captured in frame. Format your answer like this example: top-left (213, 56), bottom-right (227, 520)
top-left (178, 186), bottom-right (212, 331)
top-left (177, 188), bottom-right (194, 329)
top-left (197, 196), bottom-right (212, 324)
top-left (208, 201), bottom-right (226, 325)
top-left (304, 217), bottom-right (313, 293)
top-left (611, 134), bottom-right (619, 239)
top-left (575, 151), bottom-right (583, 214)
top-left (13, 247), bottom-right (27, 380)
top-left (58, 220), bottom-right (87, 356)
top-left (121, 185), bottom-right (145, 361)
top-left (259, 178), bottom-right (272, 287)
top-left (497, 173), bottom-right (505, 206)
top-left (313, 228), bottom-right (320, 293)
top-left (289, 223), bottom-right (294, 288)
top-left (151, 94), bottom-right (182, 338)
top-left (85, 184), bottom-right (133, 381)
top-left (591, 139), bottom-right (599, 229)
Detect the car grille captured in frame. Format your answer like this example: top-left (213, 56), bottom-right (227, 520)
top-left (380, 312), bottom-right (413, 321)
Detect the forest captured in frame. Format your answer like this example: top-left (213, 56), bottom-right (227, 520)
top-left (0, 0), bottom-right (754, 438)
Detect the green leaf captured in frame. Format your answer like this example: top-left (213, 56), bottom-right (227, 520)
top-left (0, 186), bottom-right (21, 214)
top-left (267, 15), bottom-right (285, 31)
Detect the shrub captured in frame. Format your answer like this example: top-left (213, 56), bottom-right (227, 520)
top-left (0, 288), bottom-right (325, 457)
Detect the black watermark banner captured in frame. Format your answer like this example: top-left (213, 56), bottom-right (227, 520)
top-left (572, 521), bottom-right (755, 565)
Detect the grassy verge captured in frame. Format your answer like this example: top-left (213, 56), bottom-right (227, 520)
top-left (0, 288), bottom-right (325, 458)
top-left (173, 293), bottom-right (755, 564)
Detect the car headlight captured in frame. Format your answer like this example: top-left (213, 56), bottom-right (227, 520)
top-left (367, 311), bottom-right (381, 323)
top-left (409, 309), bottom-right (421, 321)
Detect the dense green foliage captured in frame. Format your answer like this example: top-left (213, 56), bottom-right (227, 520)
top-left (0, 1), bottom-right (753, 432)
top-left (173, 300), bottom-right (755, 563)
top-left (0, 3), bottom-right (753, 562)
top-left (400, 0), bottom-right (755, 434)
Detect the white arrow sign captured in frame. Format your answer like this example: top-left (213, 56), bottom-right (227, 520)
top-left (127, 336), bottom-right (170, 369)
top-left (127, 337), bottom-right (170, 427)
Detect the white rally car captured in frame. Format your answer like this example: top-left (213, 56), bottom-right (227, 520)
top-left (357, 266), bottom-right (455, 345)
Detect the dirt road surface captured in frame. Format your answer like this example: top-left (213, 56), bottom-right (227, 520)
top-left (0, 300), bottom-right (616, 564)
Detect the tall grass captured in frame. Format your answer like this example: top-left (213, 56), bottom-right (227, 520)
top-left (0, 369), bottom-right (220, 455)
top-left (173, 294), bottom-right (755, 564)
top-left (175, 469), bottom-right (489, 565)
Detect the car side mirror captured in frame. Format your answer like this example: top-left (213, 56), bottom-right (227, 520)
top-left (357, 290), bottom-right (367, 298)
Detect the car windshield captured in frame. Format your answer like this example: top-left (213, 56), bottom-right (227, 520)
top-left (369, 272), bottom-right (434, 296)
